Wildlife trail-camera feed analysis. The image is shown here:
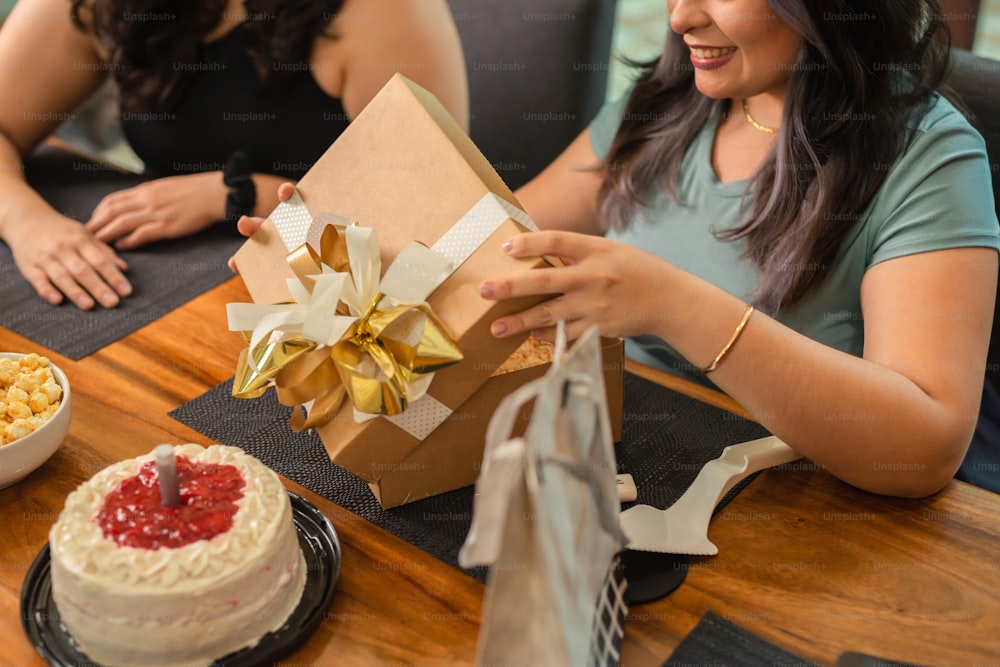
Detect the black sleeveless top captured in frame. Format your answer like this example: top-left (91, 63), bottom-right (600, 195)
top-left (121, 25), bottom-right (350, 180)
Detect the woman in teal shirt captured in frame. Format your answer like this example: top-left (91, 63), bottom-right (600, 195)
top-left (482, 0), bottom-right (1000, 497)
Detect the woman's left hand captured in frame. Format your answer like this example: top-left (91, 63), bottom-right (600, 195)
top-left (479, 230), bottom-right (674, 342)
top-left (85, 172), bottom-right (227, 250)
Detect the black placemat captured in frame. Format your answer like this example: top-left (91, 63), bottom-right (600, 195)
top-left (169, 372), bottom-right (770, 581)
top-left (664, 611), bottom-right (818, 667)
top-left (0, 147), bottom-right (243, 360)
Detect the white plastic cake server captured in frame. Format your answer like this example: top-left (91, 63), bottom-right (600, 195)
top-left (619, 435), bottom-right (801, 555)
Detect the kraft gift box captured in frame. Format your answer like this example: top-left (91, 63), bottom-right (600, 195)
top-left (231, 74), bottom-right (623, 508)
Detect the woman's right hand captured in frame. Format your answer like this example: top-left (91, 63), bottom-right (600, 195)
top-left (235, 215), bottom-right (267, 239)
top-left (6, 213), bottom-right (131, 310)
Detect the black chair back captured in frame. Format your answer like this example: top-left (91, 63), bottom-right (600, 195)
top-left (450, 0), bottom-right (618, 189)
top-left (944, 49), bottom-right (1000, 389)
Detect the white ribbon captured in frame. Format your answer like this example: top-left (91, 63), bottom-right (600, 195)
top-left (269, 190), bottom-right (312, 251)
top-left (265, 190), bottom-right (537, 262)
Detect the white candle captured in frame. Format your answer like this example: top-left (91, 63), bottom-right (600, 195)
top-left (154, 444), bottom-right (182, 507)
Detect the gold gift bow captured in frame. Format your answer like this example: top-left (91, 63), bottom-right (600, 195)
top-left (230, 221), bottom-right (351, 398)
top-left (230, 221), bottom-right (462, 429)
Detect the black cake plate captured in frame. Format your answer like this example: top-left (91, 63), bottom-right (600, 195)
top-left (21, 491), bottom-right (341, 666)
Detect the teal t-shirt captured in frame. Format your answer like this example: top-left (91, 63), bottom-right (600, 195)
top-left (589, 93), bottom-right (1000, 386)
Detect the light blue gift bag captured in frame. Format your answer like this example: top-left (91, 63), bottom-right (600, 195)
top-left (460, 324), bottom-right (628, 666)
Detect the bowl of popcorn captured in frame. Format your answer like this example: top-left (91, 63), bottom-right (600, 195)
top-left (0, 352), bottom-right (71, 489)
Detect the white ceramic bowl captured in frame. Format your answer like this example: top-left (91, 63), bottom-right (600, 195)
top-left (0, 352), bottom-right (72, 489)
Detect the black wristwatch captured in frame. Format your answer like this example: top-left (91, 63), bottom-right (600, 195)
top-left (222, 151), bottom-right (256, 230)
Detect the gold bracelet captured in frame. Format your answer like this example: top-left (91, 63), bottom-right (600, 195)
top-left (701, 304), bottom-right (755, 374)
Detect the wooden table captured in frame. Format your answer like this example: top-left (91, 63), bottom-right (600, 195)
top-left (2, 277), bottom-right (999, 666)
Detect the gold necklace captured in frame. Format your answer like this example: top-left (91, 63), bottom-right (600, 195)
top-left (741, 98), bottom-right (778, 134)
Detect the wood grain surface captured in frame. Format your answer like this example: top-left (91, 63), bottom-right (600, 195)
top-left (2, 276), bottom-right (999, 667)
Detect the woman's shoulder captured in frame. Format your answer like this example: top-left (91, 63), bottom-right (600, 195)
top-left (4, 0), bottom-right (103, 50)
top-left (862, 91), bottom-right (1000, 266)
top-left (318, 0), bottom-right (467, 127)
top-left (909, 93), bottom-right (986, 145)
top-left (587, 91), bottom-right (631, 158)
top-left (888, 92), bottom-right (992, 176)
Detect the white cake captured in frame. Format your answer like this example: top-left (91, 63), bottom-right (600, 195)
top-left (49, 444), bottom-right (306, 667)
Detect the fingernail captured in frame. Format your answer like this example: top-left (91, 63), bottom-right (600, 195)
top-left (79, 296), bottom-right (95, 310)
top-left (502, 240), bottom-right (513, 252)
top-left (480, 282), bottom-right (495, 298)
top-left (491, 321), bottom-right (507, 336)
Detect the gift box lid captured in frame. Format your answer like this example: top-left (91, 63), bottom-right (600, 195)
top-left (232, 73), bottom-right (522, 302)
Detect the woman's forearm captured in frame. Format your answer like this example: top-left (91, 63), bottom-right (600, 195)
top-left (651, 260), bottom-right (985, 498)
top-left (0, 139), bottom-right (65, 241)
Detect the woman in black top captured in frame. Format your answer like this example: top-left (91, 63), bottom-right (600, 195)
top-left (0, 0), bottom-right (467, 310)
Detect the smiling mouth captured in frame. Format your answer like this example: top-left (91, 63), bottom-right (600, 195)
top-left (689, 46), bottom-right (737, 59)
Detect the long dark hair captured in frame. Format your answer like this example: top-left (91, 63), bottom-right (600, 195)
top-left (597, 1), bottom-right (952, 314)
top-left (70, 0), bottom-right (343, 113)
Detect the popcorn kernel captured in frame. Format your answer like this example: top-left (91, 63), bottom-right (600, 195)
top-left (6, 386), bottom-right (29, 405)
top-left (19, 353), bottom-right (46, 371)
top-left (3, 419), bottom-right (33, 445)
top-left (6, 402), bottom-right (32, 421)
top-left (40, 383), bottom-right (62, 403)
top-left (0, 360), bottom-right (16, 386)
top-left (28, 392), bottom-right (50, 413)
top-left (15, 373), bottom-right (41, 393)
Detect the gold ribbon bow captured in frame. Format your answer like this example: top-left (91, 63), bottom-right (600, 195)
top-left (229, 220), bottom-right (462, 430)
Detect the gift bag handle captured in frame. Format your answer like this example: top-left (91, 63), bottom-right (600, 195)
top-left (530, 371), bottom-right (624, 543)
top-left (460, 376), bottom-right (547, 568)
top-left (483, 376), bottom-right (546, 464)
